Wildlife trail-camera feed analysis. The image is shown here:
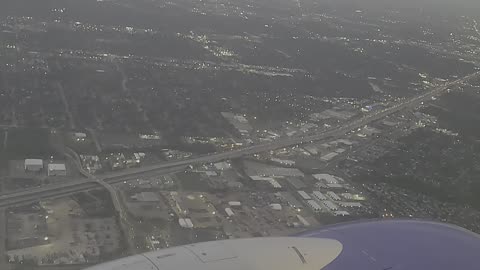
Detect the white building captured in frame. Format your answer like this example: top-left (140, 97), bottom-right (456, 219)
top-left (268, 179), bottom-right (282, 189)
top-left (48, 163), bottom-right (67, 176)
top-left (73, 132), bottom-right (87, 141)
top-left (25, 159), bottom-right (43, 172)
top-left (297, 191), bottom-right (312, 200)
top-left (334, 211), bottom-right (350, 216)
top-left (326, 183), bottom-right (343, 189)
top-left (179, 218), bottom-right (187, 228)
top-left (341, 193), bottom-right (354, 200)
top-left (312, 191), bottom-right (327, 201)
top-left (306, 200), bottom-right (322, 212)
top-left (270, 204), bottom-right (282, 211)
top-left (225, 208), bottom-right (234, 217)
top-left (322, 201), bottom-right (339, 211)
top-left (338, 202), bottom-right (363, 208)
top-left (228, 201), bottom-right (242, 208)
top-left (327, 191), bottom-right (341, 201)
top-left (179, 218), bottom-right (194, 228)
top-left (185, 219), bottom-right (194, 228)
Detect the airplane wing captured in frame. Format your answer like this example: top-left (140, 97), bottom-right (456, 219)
top-left (84, 219), bottom-right (480, 270)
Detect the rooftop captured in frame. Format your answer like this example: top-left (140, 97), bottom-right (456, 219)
top-left (48, 163), bottom-right (66, 171)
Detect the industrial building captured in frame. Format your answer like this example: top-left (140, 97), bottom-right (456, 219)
top-left (225, 208), bottom-right (234, 217)
top-left (171, 193), bottom-right (218, 228)
top-left (228, 201), bottom-right (242, 208)
top-left (327, 191), bottom-right (341, 201)
top-left (25, 159), bottom-right (43, 172)
top-left (250, 175), bottom-right (282, 189)
top-left (221, 112), bottom-right (253, 135)
top-left (334, 211), bottom-right (350, 216)
top-left (268, 179), bottom-right (282, 189)
top-left (338, 202), bottom-right (363, 208)
top-left (306, 200), bottom-right (322, 212)
top-left (326, 183), bottom-right (344, 189)
top-left (297, 191), bottom-right (312, 200)
top-left (250, 176), bottom-right (274, 181)
top-left (270, 204), bottom-right (282, 211)
top-left (322, 201), bottom-right (339, 211)
top-left (312, 191), bottom-right (327, 201)
top-left (178, 218), bottom-right (194, 228)
top-left (73, 132), bottom-right (87, 141)
top-left (47, 163), bottom-right (67, 176)
top-left (303, 145), bottom-right (319, 155)
top-left (341, 193), bottom-right (354, 200)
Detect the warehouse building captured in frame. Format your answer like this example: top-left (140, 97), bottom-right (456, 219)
top-left (297, 191), bottom-right (312, 200)
top-left (225, 208), bottom-right (234, 217)
top-left (306, 200), bottom-right (322, 212)
top-left (322, 200), bottom-right (339, 211)
top-left (326, 183), bottom-right (344, 189)
top-left (268, 179), bottom-right (282, 189)
top-left (327, 191), bottom-right (342, 201)
top-left (334, 211), bottom-right (350, 216)
top-left (25, 159), bottom-right (43, 172)
top-left (47, 163), bottom-right (67, 176)
top-left (338, 202), bottom-right (363, 208)
top-left (228, 201), bottom-right (242, 208)
top-left (312, 191), bottom-right (327, 201)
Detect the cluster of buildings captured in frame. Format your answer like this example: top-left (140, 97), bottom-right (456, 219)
top-left (79, 152), bottom-right (146, 173)
top-left (221, 112), bottom-right (253, 136)
top-left (7, 198), bottom-right (121, 266)
top-left (24, 159), bottom-right (66, 176)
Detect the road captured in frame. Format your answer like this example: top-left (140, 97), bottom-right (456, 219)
top-left (0, 72), bottom-right (477, 208)
top-left (65, 147), bottom-right (138, 254)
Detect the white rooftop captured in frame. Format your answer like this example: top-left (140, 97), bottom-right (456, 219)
top-left (270, 203), bottom-right (282, 210)
top-left (48, 163), bottom-right (66, 171)
top-left (25, 159), bottom-right (43, 165)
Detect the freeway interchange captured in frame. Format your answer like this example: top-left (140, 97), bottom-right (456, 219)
top-left (0, 71), bottom-right (478, 208)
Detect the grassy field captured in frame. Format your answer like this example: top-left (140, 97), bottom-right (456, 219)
top-left (4, 128), bottom-right (56, 159)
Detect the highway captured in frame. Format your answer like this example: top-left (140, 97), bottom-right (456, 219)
top-left (0, 72), bottom-right (478, 208)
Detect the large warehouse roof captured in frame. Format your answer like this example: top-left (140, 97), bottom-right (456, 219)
top-left (48, 163), bottom-right (66, 171)
top-left (25, 159), bottom-right (43, 166)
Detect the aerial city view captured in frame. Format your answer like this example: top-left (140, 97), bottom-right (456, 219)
top-left (1, 0), bottom-right (480, 269)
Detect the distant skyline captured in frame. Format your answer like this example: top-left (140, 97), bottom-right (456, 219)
top-left (321, 0), bottom-right (480, 15)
